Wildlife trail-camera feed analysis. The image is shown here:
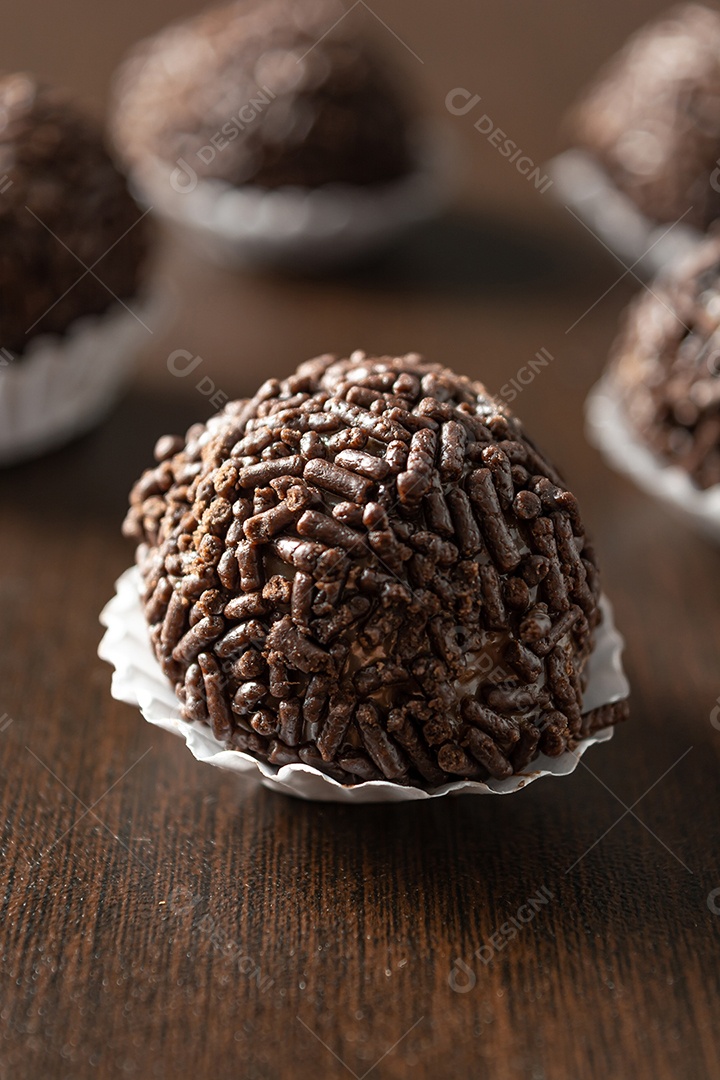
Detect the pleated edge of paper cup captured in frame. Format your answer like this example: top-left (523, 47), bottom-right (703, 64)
top-left (546, 148), bottom-right (705, 279)
top-left (99, 565), bottom-right (629, 804)
top-left (128, 125), bottom-right (451, 269)
top-left (586, 377), bottom-right (720, 541)
top-left (0, 295), bottom-right (162, 466)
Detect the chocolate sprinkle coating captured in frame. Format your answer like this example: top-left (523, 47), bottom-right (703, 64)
top-left (125, 352), bottom-right (627, 788)
top-left (570, 4), bottom-right (720, 230)
top-left (609, 237), bottom-right (720, 490)
top-left (112, 0), bottom-right (415, 191)
top-left (0, 73), bottom-right (148, 356)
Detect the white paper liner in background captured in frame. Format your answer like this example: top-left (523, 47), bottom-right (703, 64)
top-left (547, 150), bottom-right (704, 281)
top-left (99, 566), bottom-right (629, 803)
top-left (586, 377), bottom-right (720, 542)
top-left (0, 298), bottom-right (163, 466)
top-left (129, 128), bottom-right (450, 272)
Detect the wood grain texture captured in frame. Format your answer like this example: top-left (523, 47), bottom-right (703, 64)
top-left (1, 2), bottom-right (720, 1078)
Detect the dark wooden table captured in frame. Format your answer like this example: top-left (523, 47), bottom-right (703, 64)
top-left (2, 2), bottom-right (720, 1078)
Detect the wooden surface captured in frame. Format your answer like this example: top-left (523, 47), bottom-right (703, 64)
top-left (2, 2), bottom-right (720, 1078)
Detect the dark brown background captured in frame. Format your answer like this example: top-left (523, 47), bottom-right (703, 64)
top-left (1, 2), bottom-right (719, 1078)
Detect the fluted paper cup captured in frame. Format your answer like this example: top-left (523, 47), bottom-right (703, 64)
top-left (127, 127), bottom-right (449, 272)
top-left (0, 297), bottom-right (162, 466)
top-left (586, 376), bottom-right (720, 542)
top-left (99, 566), bottom-right (629, 804)
top-left (547, 149), bottom-right (704, 281)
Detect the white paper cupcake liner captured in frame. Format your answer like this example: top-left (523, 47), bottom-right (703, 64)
top-left (128, 127), bottom-right (449, 272)
top-left (99, 566), bottom-right (629, 803)
top-left (547, 149), bottom-right (704, 280)
top-left (0, 298), bottom-right (162, 466)
top-left (586, 377), bottom-right (720, 542)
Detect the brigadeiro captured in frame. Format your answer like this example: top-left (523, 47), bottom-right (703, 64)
top-left (603, 239), bottom-right (720, 491)
top-left (110, 0), bottom-right (444, 268)
top-left (570, 4), bottom-right (720, 231)
top-left (0, 73), bottom-right (152, 464)
top-left (121, 353), bottom-right (628, 790)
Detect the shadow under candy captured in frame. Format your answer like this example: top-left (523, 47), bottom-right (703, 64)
top-left (294, 210), bottom-right (602, 294)
top-left (0, 390), bottom-right (202, 526)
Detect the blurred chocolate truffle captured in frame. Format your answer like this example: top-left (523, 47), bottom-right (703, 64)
top-left (111, 0), bottom-right (416, 192)
top-left (609, 238), bottom-right (720, 489)
top-left (124, 353), bottom-right (626, 789)
top-left (0, 73), bottom-right (148, 357)
top-left (570, 4), bottom-right (720, 230)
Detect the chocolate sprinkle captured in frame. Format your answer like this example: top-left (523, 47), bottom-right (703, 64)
top-left (125, 352), bottom-right (626, 788)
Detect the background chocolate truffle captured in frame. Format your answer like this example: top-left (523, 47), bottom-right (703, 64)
top-left (609, 238), bottom-right (720, 490)
top-left (0, 73), bottom-right (148, 357)
top-left (569, 4), bottom-right (720, 230)
top-left (124, 353), bottom-right (626, 789)
top-left (111, 0), bottom-right (415, 191)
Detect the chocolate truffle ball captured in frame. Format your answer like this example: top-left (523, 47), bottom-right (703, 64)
top-left (570, 4), bottom-right (720, 230)
top-left (124, 353), bottom-right (625, 788)
top-left (111, 0), bottom-right (415, 191)
top-left (609, 238), bottom-right (720, 490)
top-left (0, 73), bottom-right (148, 357)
